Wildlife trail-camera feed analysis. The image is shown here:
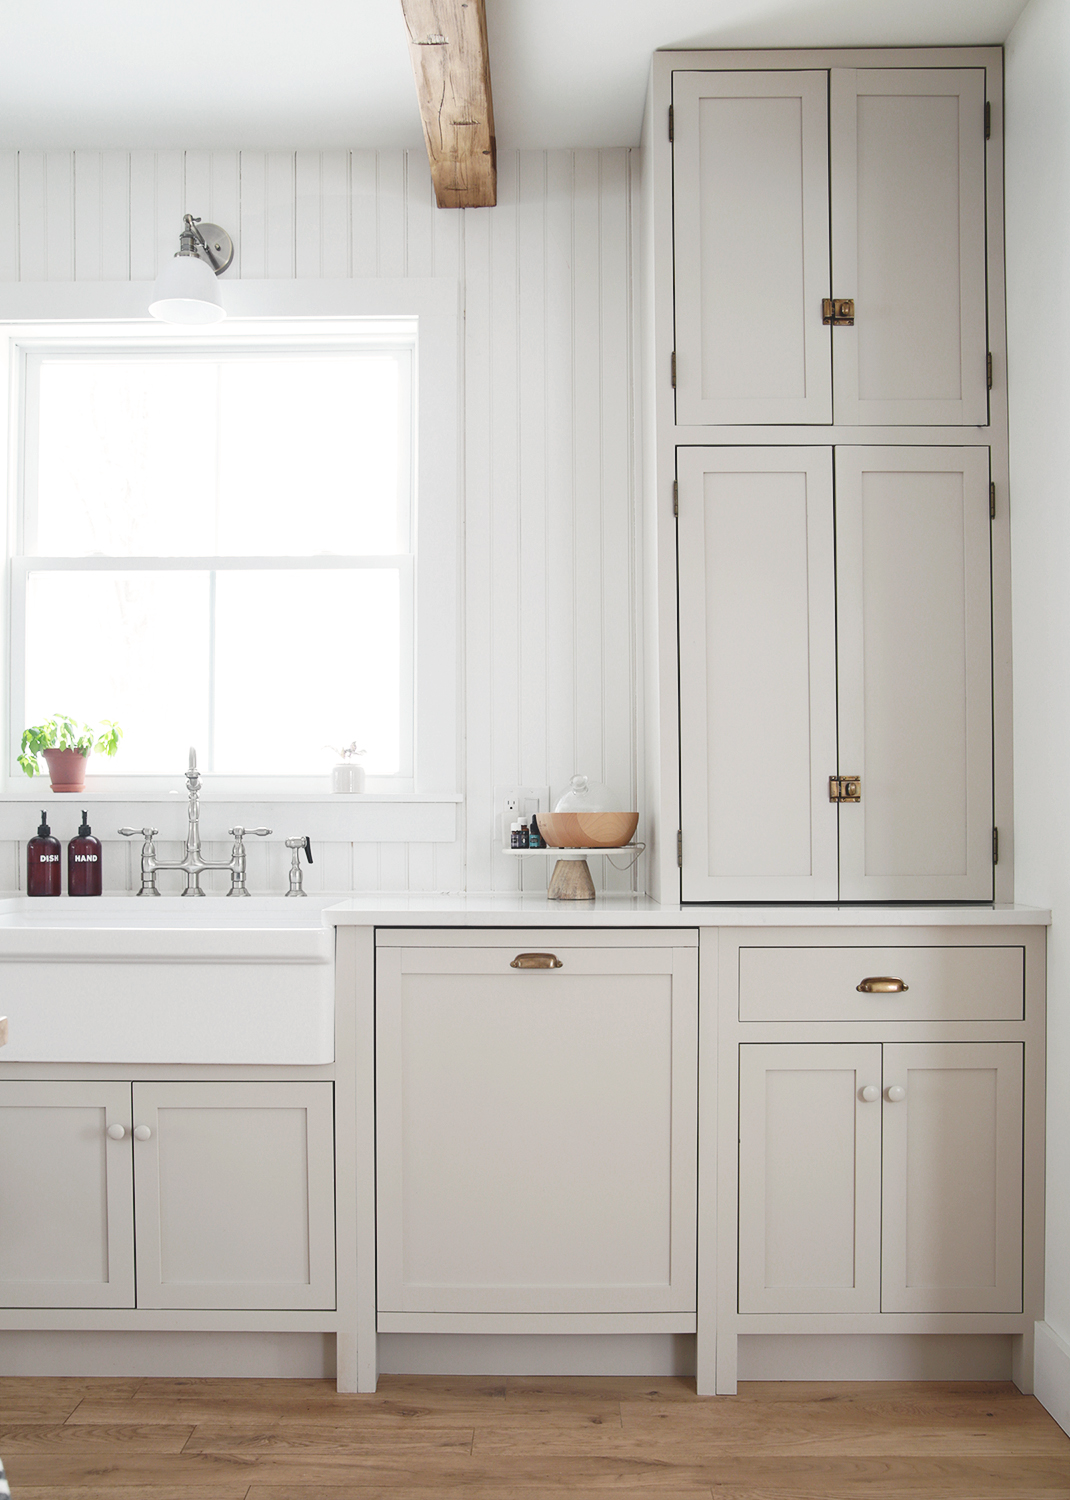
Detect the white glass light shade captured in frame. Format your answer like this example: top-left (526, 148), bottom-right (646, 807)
top-left (149, 254), bottom-right (225, 324)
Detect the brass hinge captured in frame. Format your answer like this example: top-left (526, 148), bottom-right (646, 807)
top-left (990, 481), bottom-right (996, 519)
top-left (822, 297), bottom-right (855, 326)
top-left (985, 101), bottom-right (991, 139)
top-left (993, 827), bottom-right (999, 865)
top-left (671, 351), bottom-right (676, 388)
top-left (677, 830), bottom-right (682, 868)
top-left (829, 775), bottom-right (862, 803)
top-left (673, 479), bottom-right (679, 518)
top-left (988, 351), bottom-right (993, 389)
top-left (669, 104), bottom-right (674, 143)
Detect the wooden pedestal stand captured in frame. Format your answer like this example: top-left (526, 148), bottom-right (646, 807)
top-left (547, 856), bottom-right (596, 901)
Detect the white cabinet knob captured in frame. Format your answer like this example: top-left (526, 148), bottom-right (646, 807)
top-left (860, 1085), bottom-right (880, 1103)
top-left (106, 1123), bottom-right (127, 1140)
top-left (886, 1085), bottom-right (907, 1103)
top-left (133, 1124), bottom-right (153, 1141)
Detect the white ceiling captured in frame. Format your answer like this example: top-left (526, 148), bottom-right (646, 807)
top-left (0, 0), bottom-right (1031, 151)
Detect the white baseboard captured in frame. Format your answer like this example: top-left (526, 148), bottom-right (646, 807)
top-left (377, 1333), bottom-right (697, 1377)
top-left (737, 1334), bottom-right (1013, 1382)
top-left (1035, 1321), bottom-right (1070, 1435)
top-left (0, 1331), bottom-right (335, 1378)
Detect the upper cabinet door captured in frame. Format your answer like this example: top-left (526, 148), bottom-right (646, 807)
top-left (672, 71), bottom-right (832, 425)
top-left (835, 447), bottom-right (993, 901)
top-left (678, 447), bottom-right (838, 902)
top-left (829, 69), bottom-right (989, 426)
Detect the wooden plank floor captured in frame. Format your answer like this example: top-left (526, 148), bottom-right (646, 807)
top-left (0, 1375), bottom-right (1067, 1499)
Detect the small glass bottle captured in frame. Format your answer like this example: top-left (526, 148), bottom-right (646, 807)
top-left (510, 820), bottom-right (521, 849)
top-left (68, 810), bottom-right (102, 897)
top-left (517, 819), bottom-right (530, 849)
top-left (528, 814), bottom-right (544, 849)
top-left (27, 810), bottom-right (61, 897)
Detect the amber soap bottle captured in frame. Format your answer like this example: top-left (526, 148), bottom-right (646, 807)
top-left (68, 810), bottom-right (102, 897)
top-left (27, 810), bottom-right (61, 897)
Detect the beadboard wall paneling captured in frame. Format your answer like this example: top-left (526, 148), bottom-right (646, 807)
top-left (0, 147), bottom-right (639, 897)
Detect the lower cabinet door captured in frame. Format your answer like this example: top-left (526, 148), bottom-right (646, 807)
top-left (738, 1044), bottom-right (883, 1313)
top-left (0, 1081), bottom-right (135, 1308)
top-left (376, 938), bottom-right (698, 1314)
top-left (132, 1081), bottom-right (336, 1311)
top-left (881, 1042), bottom-right (1023, 1313)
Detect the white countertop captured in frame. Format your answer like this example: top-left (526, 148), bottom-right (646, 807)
top-left (322, 894), bottom-right (1052, 927)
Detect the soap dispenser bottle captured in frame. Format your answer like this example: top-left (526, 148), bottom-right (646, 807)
top-left (68, 810), bottom-right (102, 897)
top-left (27, 810), bottom-right (61, 897)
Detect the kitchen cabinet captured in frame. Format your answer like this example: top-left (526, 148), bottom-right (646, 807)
top-left (738, 1041), bottom-right (1023, 1315)
top-left (677, 444), bottom-right (993, 902)
top-left (671, 66), bottom-right (988, 426)
top-left (0, 1079), bottom-right (335, 1311)
top-left (707, 926), bottom-right (1045, 1396)
top-left (375, 929), bottom-right (698, 1326)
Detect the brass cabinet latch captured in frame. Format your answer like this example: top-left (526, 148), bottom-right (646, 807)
top-left (829, 775), bottom-right (862, 803)
top-left (822, 298), bottom-right (855, 326)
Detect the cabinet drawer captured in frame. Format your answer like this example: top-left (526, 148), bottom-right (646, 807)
top-left (739, 946), bottom-right (1024, 1022)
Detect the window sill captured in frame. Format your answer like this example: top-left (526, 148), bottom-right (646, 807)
top-left (0, 792), bottom-right (462, 844)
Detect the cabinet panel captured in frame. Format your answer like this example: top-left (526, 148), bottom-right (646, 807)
top-left (881, 1043), bottom-right (1023, 1314)
top-left (132, 1081), bottom-right (335, 1311)
top-left (672, 71), bottom-right (832, 425)
top-left (835, 447), bottom-right (993, 900)
top-left (678, 448), bottom-right (838, 901)
top-left (0, 1081), bottom-right (134, 1308)
top-left (830, 69), bottom-right (988, 425)
top-left (738, 1044), bottom-right (882, 1314)
top-left (376, 939), bottom-right (698, 1315)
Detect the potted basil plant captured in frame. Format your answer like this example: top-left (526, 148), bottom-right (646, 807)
top-left (19, 716), bottom-right (123, 792)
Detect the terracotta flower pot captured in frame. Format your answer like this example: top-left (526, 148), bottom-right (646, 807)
top-left (41, 747), bottom-right (89, 793)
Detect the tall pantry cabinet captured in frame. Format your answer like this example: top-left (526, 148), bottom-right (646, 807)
top-left (640, 48), bottom-right (1011, 904)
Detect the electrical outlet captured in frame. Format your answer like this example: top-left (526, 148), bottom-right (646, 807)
top-left (495, 785), bottom-right (551, 845)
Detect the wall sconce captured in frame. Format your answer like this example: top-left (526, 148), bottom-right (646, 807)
top-left (149, 215), bottom-right (235, 325)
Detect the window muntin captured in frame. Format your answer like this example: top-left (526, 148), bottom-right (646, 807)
top-left (14, 339), bottom-right (415, 781)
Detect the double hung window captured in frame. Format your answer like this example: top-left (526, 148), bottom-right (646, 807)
top-left (11, 325), bottom-right (416, 786)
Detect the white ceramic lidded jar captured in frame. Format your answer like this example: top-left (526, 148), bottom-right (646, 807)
top-left (331, 742), bottom-right (366, 794)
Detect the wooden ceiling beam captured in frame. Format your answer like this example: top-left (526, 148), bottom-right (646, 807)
top-left (399, 0), bottom-right (496, 208)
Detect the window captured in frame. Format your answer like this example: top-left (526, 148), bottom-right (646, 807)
top-left (6, 317), bottom-right (438, 793)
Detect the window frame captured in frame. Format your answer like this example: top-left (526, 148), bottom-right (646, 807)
top-left (0, 281), bottom-right (462, 839)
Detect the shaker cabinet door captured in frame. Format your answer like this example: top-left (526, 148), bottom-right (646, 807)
top-left (132, 1081), bottom-right (336, 1311)
top-left (835, 446), bottom-right (994, 901)
top-left (677, 447), bottom-right (838, 902)
top-left (0, 1081), bottom-right (135, 1308)
top-left (829, 68), bottom-right (989, 426)
top-left (738, 1044), bottom-right (883, 1314)
top-left (881, 1043), bottom-right (1023, 1313)
top-left (672, 70), bottom-right (832, 425)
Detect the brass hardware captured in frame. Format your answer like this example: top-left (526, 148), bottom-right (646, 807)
top-left (673, 479), bottom-right (679, 518)
top-left (510, 952), bottom-right (563, 970)
top-left (669, 104), bottom-right (674, 142)
top-left (677, 830), bottom-right (683, 867)
top-left (829, 775), bottom-right (862, 803)
top-left (985, 100), bottom-right (991, 139)
top-left (988, 351), bottom-right (993, 389)
top-left (822, 297), bottom-right (855, 326)
top-left (857, 976), bottom-right (909, 993)
top-left (993, 826), bottom-right (999, 865)
top-left (990, 481), bottom-right (996, 519)
top-left (671, 351), bottom-right (677, 388)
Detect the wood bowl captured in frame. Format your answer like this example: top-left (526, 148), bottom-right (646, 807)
top-left (537, 811), bottom-right (639, 848)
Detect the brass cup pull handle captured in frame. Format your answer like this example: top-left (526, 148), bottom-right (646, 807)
top-left (510, 953), bottom-right (563, 970)
top-left (857, 976), bottom-right (909, 993)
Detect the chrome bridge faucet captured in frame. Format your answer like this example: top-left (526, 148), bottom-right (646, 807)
top-left (120, 747), bottom-right (270, 896)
